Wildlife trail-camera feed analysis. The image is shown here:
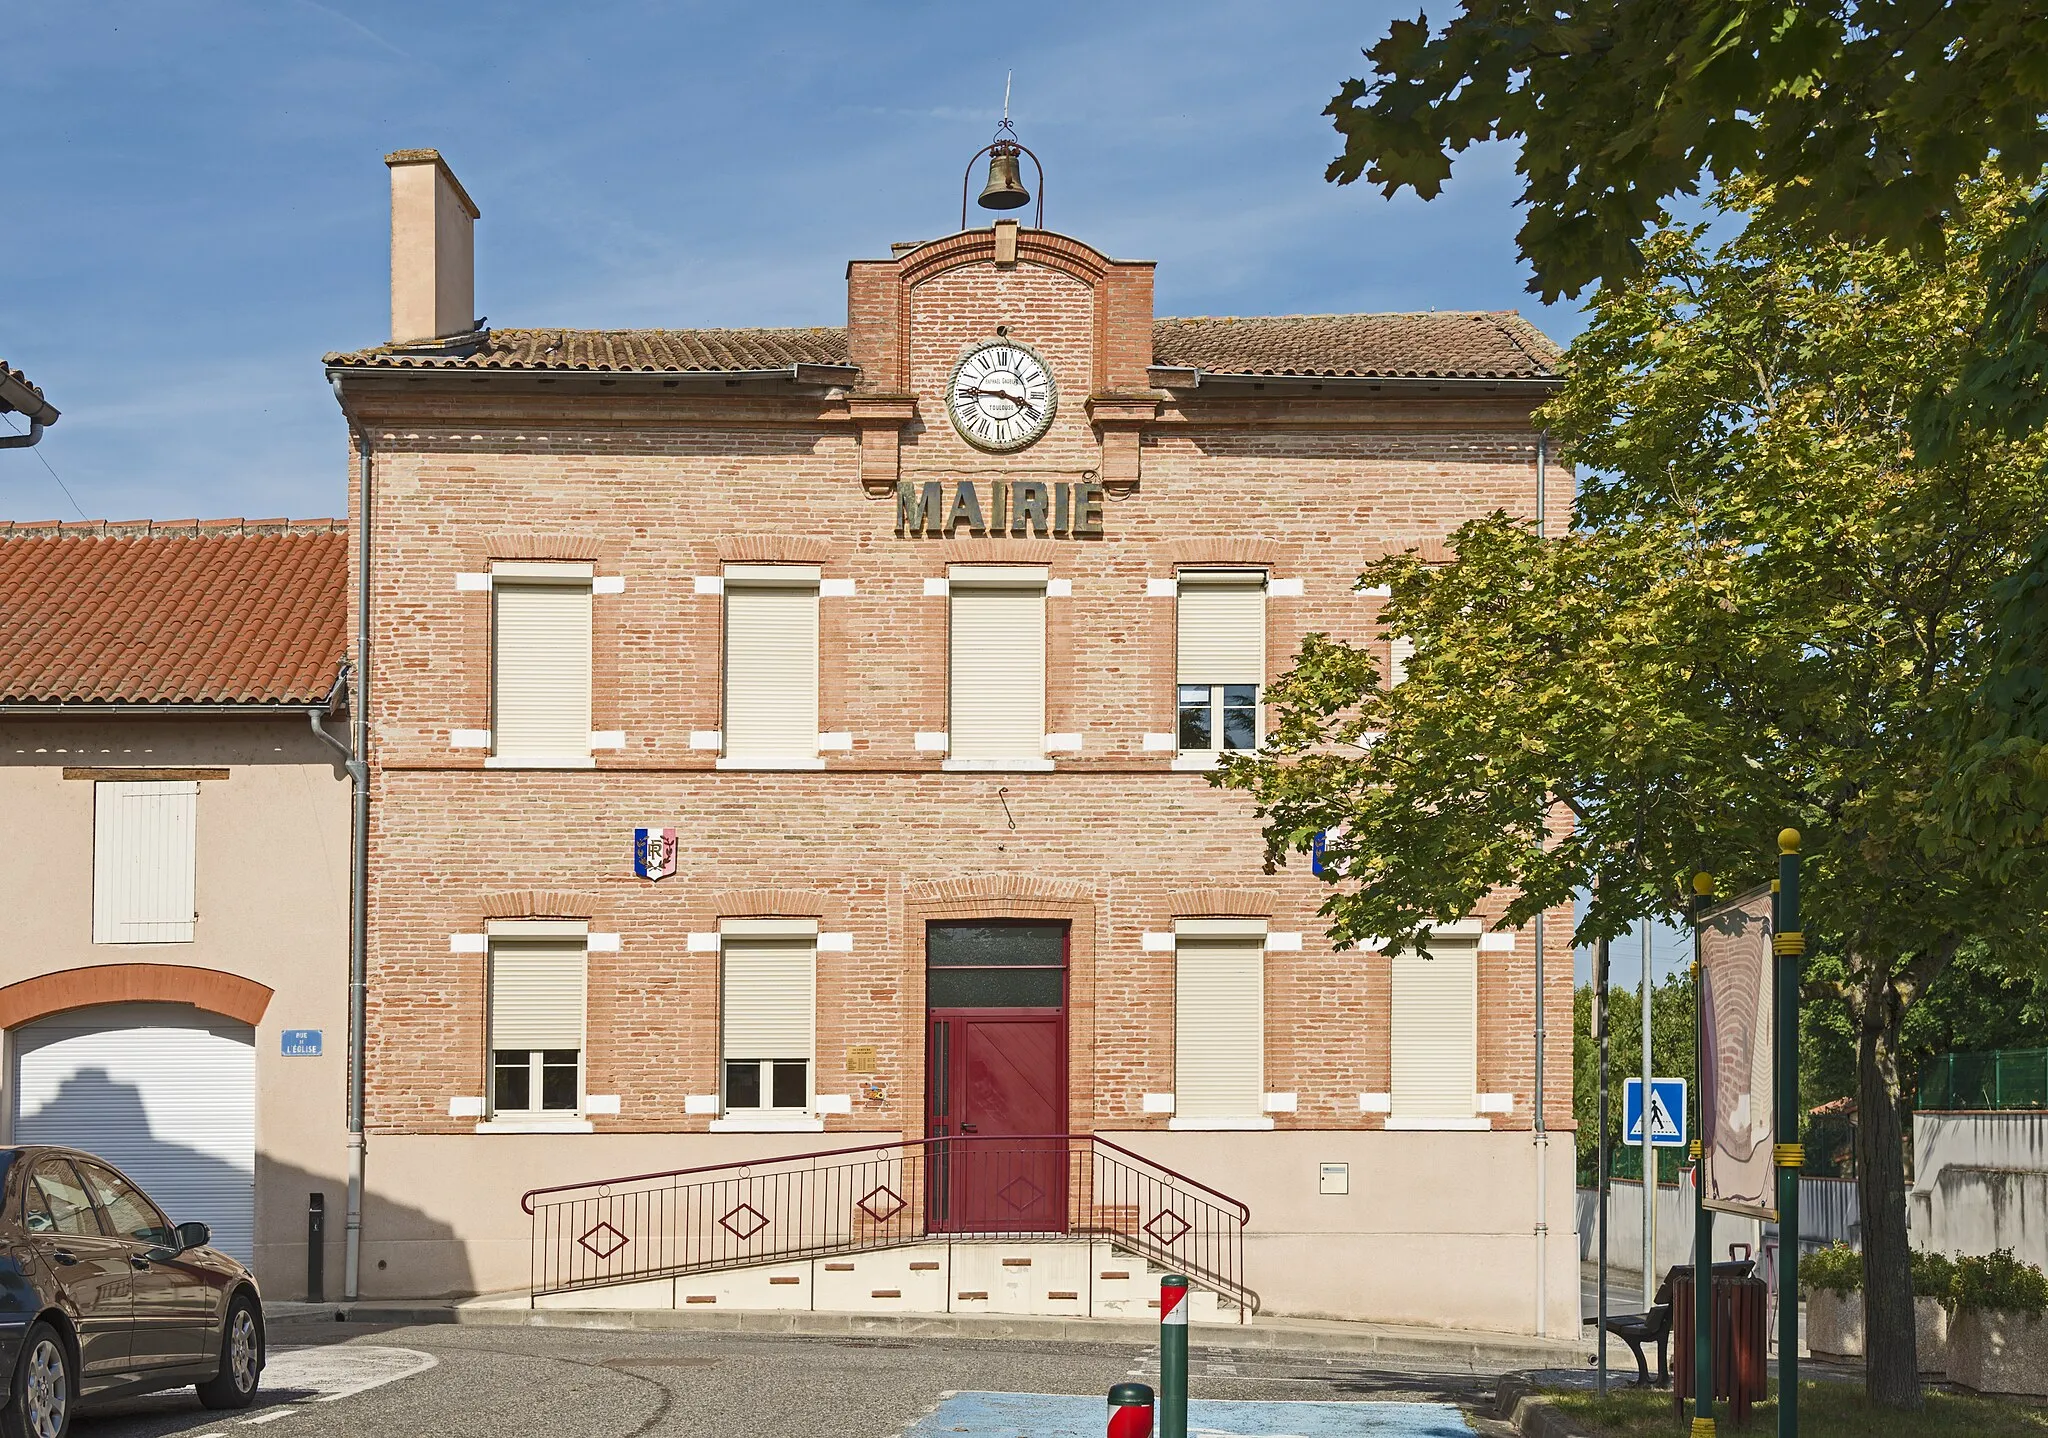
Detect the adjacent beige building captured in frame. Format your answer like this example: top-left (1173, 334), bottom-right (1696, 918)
top-left (0, 519), bottom-right (353, 1298)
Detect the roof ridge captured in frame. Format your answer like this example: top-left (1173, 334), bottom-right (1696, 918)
top-left (1155, 311), bottom-right (1503, 324)
top-left (0, 518), bottom-right (345, 540)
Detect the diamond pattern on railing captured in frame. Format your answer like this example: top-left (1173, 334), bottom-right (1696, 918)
top-left (1143, 1210), bottom-right (1191, 1245)
top-left (997, 1176), bottom-right (1046, 1212)
top-left (718, 1202), bottom-right (770, 1241)
top-left (577, 1220), bottom-right (628, 1260)
top-left (857, 1185), bottom-right (906, 1224)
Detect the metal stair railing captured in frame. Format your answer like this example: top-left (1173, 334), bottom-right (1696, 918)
top-left (522, 1133), bottom-right (1258, 1316)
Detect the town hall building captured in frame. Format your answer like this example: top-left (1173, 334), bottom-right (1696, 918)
top-left (325, 145), bottom-right (1578, 1333)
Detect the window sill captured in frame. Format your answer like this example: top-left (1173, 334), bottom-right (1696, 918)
top-left (1170, 752), bottom-right (1220, 772)
top-left (1165, 1116), bottom-right (1275, 1131)
top-left (473, 1118), bottom-right (595, 1134)
top-left (714, 756), bottom-right (827, 771)
top-left (940, 758), bottom-right (1056, 772)
top-left (483, 756), bottom-right (597, 770)
top-left (708, 1115), bottom-right (827, 1133)
top-left (1382, 1116), bottom-right (1491, 1131)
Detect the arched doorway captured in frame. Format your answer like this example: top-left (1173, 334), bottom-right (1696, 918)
top-left (11, 1002), bottom-right (256, 1263)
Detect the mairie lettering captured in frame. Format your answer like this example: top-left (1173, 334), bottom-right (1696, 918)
top-left (897, 480), bottom-right (1104, 537)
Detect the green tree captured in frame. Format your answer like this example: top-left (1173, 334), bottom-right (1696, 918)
top-left (1324, 1), bottom-right (2048, 302)
top-left (1217, 177), bottom-right (2048, 1408)
top-left (1573, 972), bottom-right (1695, 1185)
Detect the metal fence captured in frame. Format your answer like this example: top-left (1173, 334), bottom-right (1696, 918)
top-left (1919, 1048), bottom-right (2048, 1112)
top-left (523, 1133), bottom-right (1257, 1316)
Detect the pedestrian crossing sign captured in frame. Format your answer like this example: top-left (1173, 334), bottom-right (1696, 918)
top-left (1623, 1076), bottom-right (1687, 1147)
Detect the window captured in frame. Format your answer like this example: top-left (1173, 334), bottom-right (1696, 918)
top-left (1389, 635), bottom-right (1415, 688)
top-left (92, 779), bottom-right (198, 944)
top-left (491, 565), bottom-right (593, 764)
top-left (77, 1162), bottom-right (173, 1247)
top-left (1390, 938), bottom-right (1480, 1126)
top-left (487, 936), bottom-right (587, 1118)
top-left (27, 1160), bottom-right (102, 1238)
top-left (948, 567), bottom-right (1047, 766)
top-left (723, 566), bottom-right (821, 766)
top-left (1172, 920), bottom-right (1267, 1125)
top-left (1176, 572), bottom-right (1265, 759)
top-left (720, 923), bottom-right (817, 1113)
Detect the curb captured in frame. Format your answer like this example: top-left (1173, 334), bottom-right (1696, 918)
top-left (277, 1302), bottom-right (1584, 1372)
top-left (1493, 1376), bottom-right (1594, 1438)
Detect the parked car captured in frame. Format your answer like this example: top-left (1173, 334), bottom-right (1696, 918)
top-left (0, 1145), bottom-right (262, 1436)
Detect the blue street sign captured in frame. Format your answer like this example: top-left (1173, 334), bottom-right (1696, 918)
top-left (1311, 830), bottom-right (1327, 876)
top-left (1623, 1076), bottom-right (1687, 1146)
top-left (280, 1029), bottom-right (323, 1057)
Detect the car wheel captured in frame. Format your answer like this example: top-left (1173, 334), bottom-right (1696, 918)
top-left (1, 1322), bottom-right (71, 1438)
top-left (195, 1294), bottom-right (262, 1410)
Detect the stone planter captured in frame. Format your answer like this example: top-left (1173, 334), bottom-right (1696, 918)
top-left (1948, 1308), bottom-right (2048, 1396)
top-left (1806, 1288), bottom-right (1862, 1360)
top-left (1804, 1290), bottom-right (1948, 1374)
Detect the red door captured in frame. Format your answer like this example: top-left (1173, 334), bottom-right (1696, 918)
top-left (927, 1010), bottom-right (1067, 1232)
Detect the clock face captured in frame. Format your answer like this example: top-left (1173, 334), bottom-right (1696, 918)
top-left (947, 340), bottom-right (1058, 452)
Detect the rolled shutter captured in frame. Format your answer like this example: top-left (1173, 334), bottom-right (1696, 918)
top-left (1391, 940), bottom-right (1478, 1119)
top-left (489, 939), bottom-right (587, 1049)
top-left (1174, 936), bottom-right (1265, 1118)
top-left (1177, 574), bottom-right (1265, 685)
top-left (724, 582), bottom-right (820, 759)
top-left (722, 937), bottom-right (816, 1062)
top-left (1389, 635), bottom-right (1415, 687)
top-left (949, 583), bottom-right (1045, 760)
top-left (93, 780), bottom-right (198, 943)
top-left (493, 581), bottom-right (592, 758)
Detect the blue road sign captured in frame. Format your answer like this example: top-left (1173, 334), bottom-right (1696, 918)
top-left (280, 1029), bottom-right (323, 1057)
top-left (1623, 1076), bottom-right (1687, 1146)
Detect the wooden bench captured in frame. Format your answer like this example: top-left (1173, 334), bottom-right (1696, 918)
top-left (1584, 1258), bottom-right (1755, 1388)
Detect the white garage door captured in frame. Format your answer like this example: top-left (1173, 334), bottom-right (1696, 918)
top-left (12, 1003), bottom-right (255, 1264)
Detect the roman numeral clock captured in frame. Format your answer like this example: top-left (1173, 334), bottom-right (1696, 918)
top-left (947, 339), bottom-right (1057, 451)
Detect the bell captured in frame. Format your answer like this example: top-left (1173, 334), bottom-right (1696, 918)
top-left (977, 148), bottom-right (1031, 211)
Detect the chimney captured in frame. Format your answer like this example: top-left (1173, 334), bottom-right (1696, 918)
top-left (384, 149), bottom-right (480, 345)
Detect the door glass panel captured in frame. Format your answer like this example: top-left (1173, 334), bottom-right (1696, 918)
top-left (927, 967), bottom-right (1064, 1008)
top-left (79, 1163), bottom-right (172, 1246)
top-left (927, 922), bottom-right (1065, 967)
top-left (31, 1162), bottom-right (102, 1237)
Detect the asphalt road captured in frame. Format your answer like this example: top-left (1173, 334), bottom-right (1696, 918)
top-left (72, 1319), bottom-right (1501, 1438)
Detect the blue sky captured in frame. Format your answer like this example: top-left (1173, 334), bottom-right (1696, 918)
top-left (2, 1), bottom-right (1588, 523)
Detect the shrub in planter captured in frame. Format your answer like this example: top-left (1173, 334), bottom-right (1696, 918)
top-left (1944, 1250), bottom-right (2048, 1396)
top-left (1802, 1244), bottom-right (1863, 1360)
top-left (1911, 1249), bottom-right (1956, 1376)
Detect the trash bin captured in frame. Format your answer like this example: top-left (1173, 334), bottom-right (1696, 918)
top-left (1671, 1264), bottom-right (1769, 1425)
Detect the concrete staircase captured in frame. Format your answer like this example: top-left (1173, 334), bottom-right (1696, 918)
top-left (507, 1236), bottom-right (1245, 1322)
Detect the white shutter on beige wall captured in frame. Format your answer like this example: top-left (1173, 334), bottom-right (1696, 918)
top-left (1389, 635), bottom-right (1416, 688)
top-left (1174, 935), bottom-right (1265, 1118)
top-left (722, 937), bottom-right (817, 1061)
top-left (493, 581), bottom-right (592, 759)
top-left (488, 939), bottom-right (587, 1050)
top-left (949, 581), bottom-right (1046, 760)
top-left (92, 780), bottom-right (198, 944)
top-left (724, 581), bottom-right (820, 759)
top-left (1391, 940), bottom-right (1479, 1120)
top-left (1177, 574), bottom-right (1266, 685)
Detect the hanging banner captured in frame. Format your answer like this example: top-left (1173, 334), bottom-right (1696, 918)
top-left (633, 826), bottom-right (678, 882)
top-left (1699, 884), bottom-right (1776, 1218)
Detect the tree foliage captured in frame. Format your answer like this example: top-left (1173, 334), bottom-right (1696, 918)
top-left (1217, 176), bottom-right (2048, 1407)
top-left (1325, 1), bottom-right (2048, 303)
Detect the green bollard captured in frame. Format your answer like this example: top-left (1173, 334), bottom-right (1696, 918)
top-left (1159, 1274), bottom-right (1189, 1438)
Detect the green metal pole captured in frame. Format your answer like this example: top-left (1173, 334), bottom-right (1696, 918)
top-left (1692, 872), bottom-right (1716, 1438)
top-left (1777, 830), bottom-right (1804, 1438)
top-left (1159, 1274), bottom-right (1189, 1438)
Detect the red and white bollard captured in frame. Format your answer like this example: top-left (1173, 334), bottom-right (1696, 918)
top-left (1107, 1381), bottom-right (1154, 1438)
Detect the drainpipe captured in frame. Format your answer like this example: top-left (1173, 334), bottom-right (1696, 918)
top-left (331, 377), bottom-right (372, 1306)
top-left (0, 418), bottom-right (45, 449)
top-left (1532, 429), bottom-right (1549, 1337)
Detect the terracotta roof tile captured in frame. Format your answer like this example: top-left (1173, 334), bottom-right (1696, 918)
top-left (0, 359), bottom-right (59, 424)
top-left (324, 327), bottom-right (851, 372)
top-left (1150, 312), bottom-right (1561, 379)
top-left (324, 312), bottom-right (1560, 381)
top-left (0, 521), bottom-right (348, 706)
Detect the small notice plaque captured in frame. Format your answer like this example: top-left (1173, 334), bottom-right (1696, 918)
top-left (281, 1029), bottom-right (323, 1057)
top-left (846, 1045), bottom-right (878, 1074)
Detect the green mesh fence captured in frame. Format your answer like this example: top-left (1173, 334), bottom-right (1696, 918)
top-left (1918, 1048), bottom-right (2048, 1111)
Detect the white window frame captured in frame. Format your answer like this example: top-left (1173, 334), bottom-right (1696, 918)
top-left (719, 565), bottom-right (824, 770)
top-left (1173, 570), bottom-right (1266, 771)
top-left (487, 561), bottom-right (595, 770)
top-left (710, 919), bottom-right (824, 1133)
top-left (479, 920), bottom-right (592, 1133)
top-left (91, 779), bottom-right (200, 945)
top-left (943, 565), bottom-right (1053, 772)
top-left (1166, 918), bottom-right (1274, 1131)
top-left (1387, 922), bottom-right (1486, 1130)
